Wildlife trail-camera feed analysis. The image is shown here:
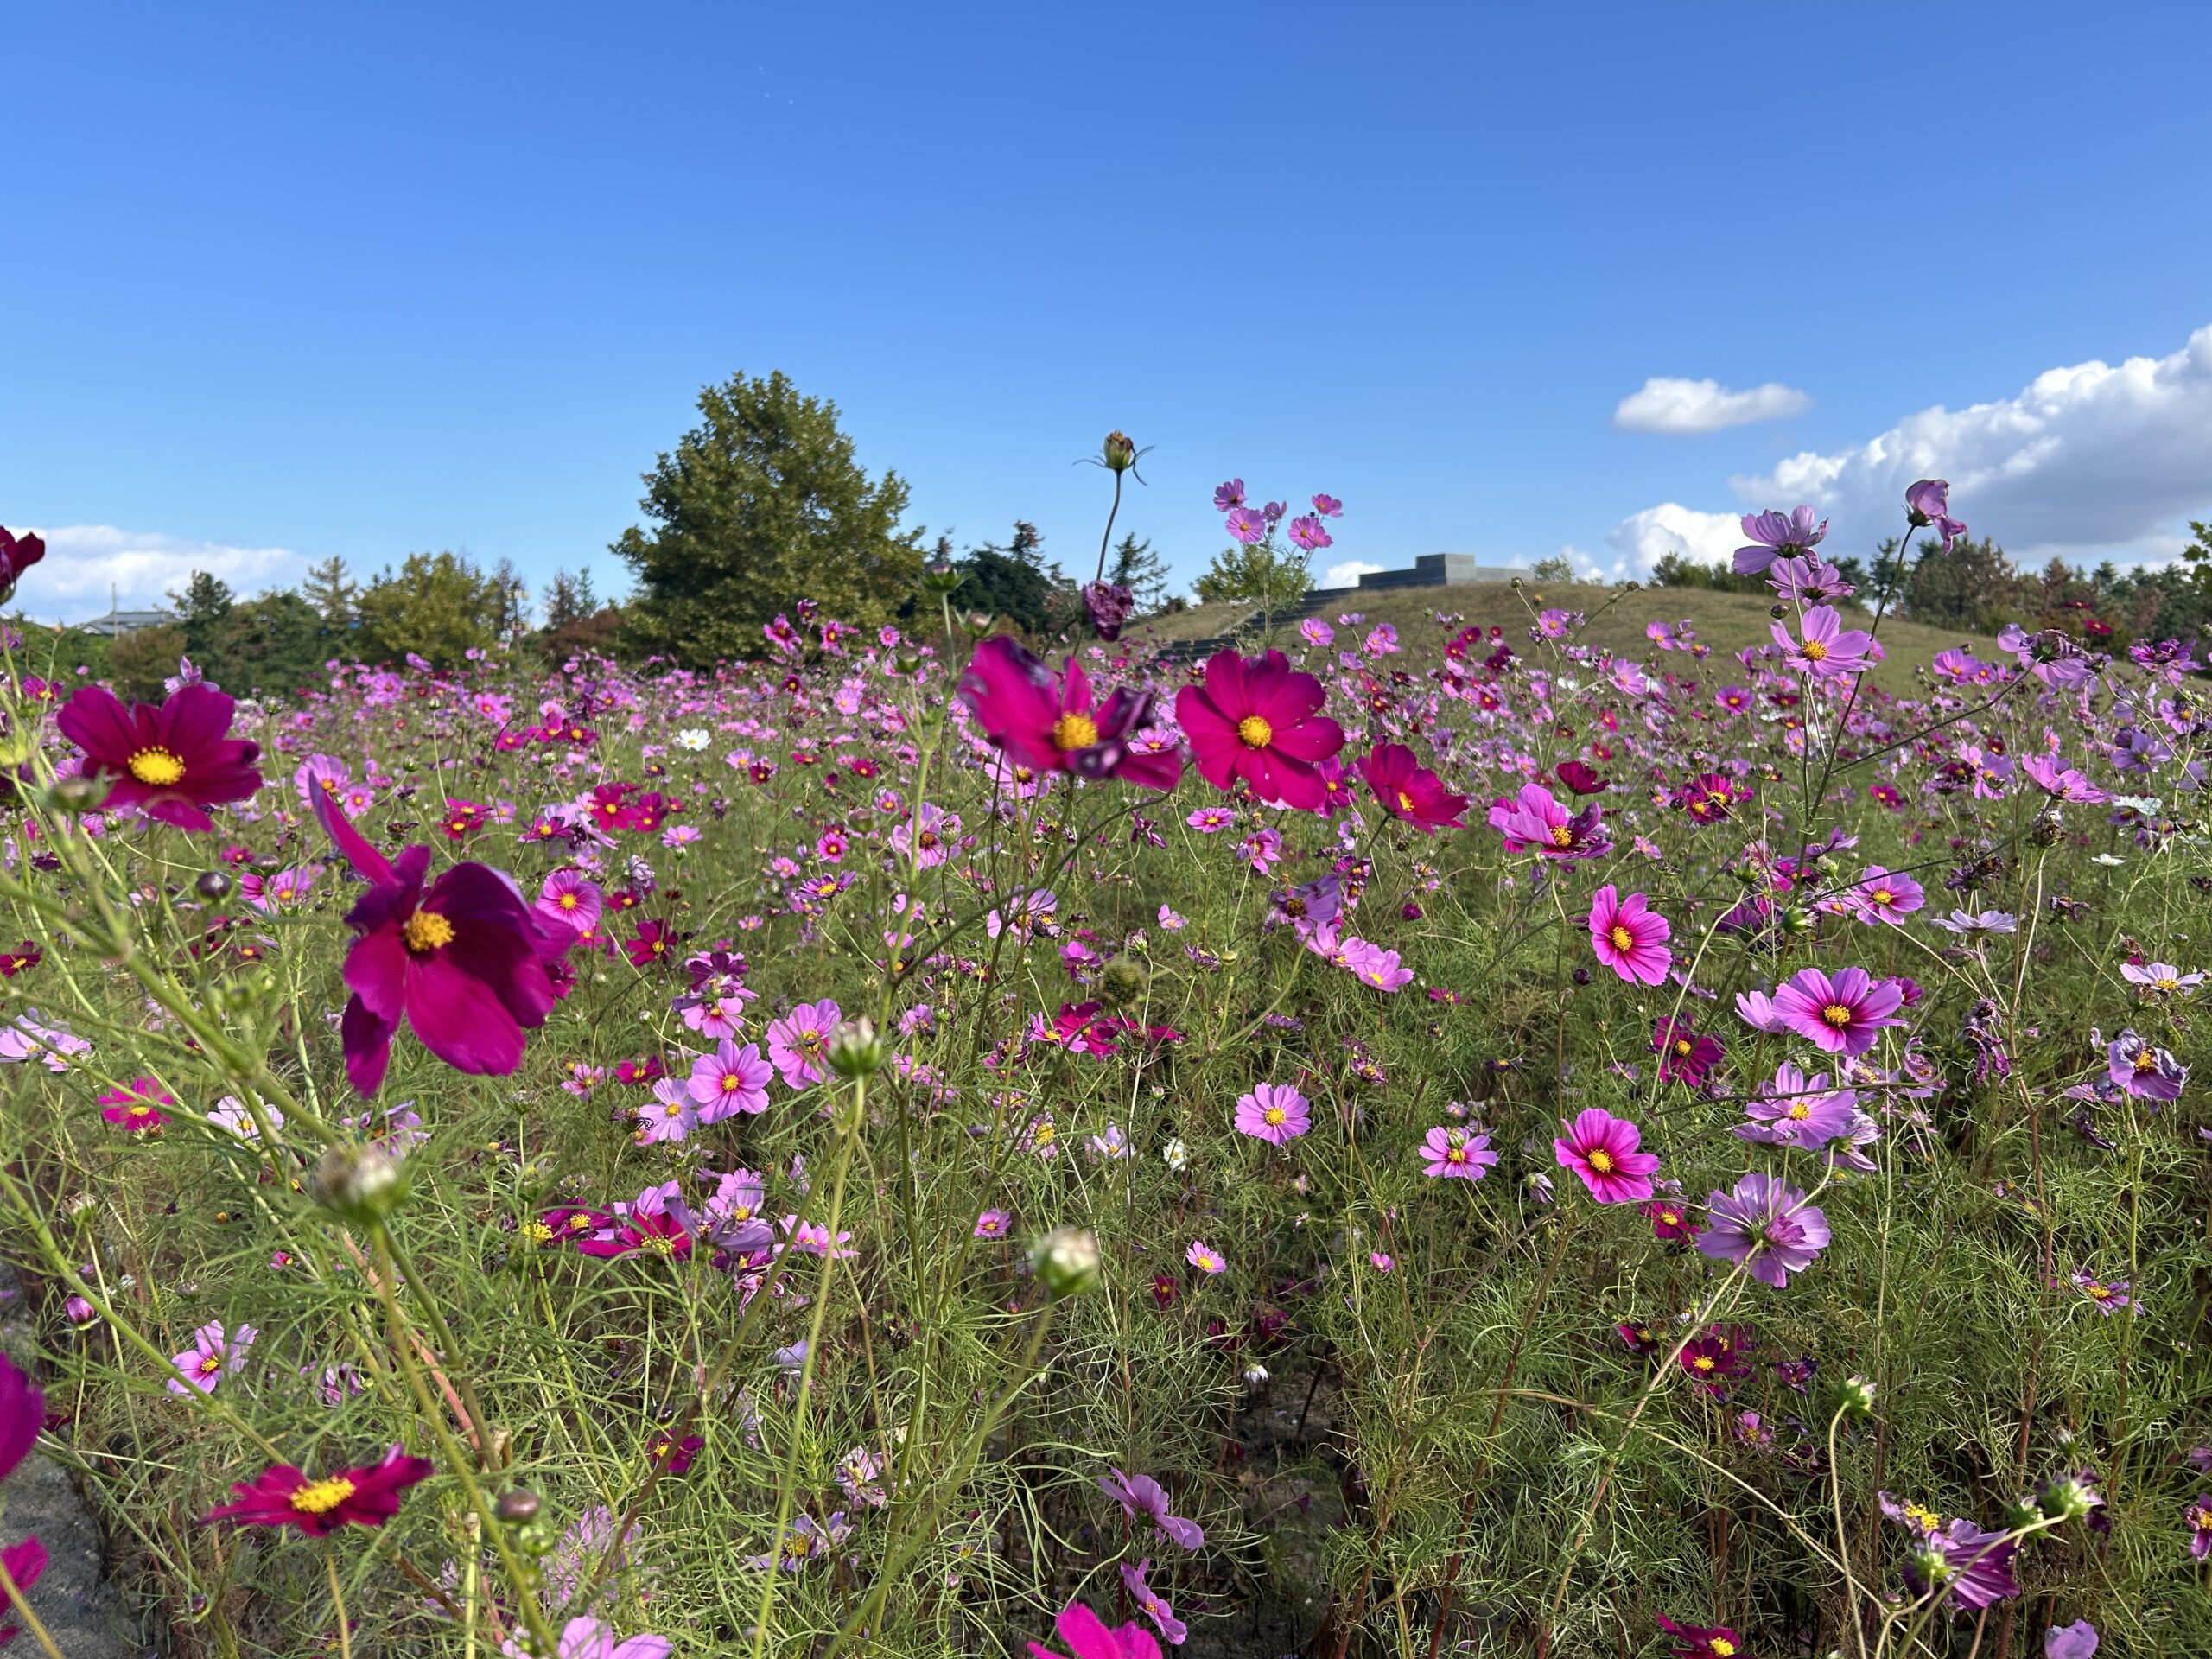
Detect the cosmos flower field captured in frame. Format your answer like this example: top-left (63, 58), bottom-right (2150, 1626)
top-left (0, 481), bottom-right (2208, 1659)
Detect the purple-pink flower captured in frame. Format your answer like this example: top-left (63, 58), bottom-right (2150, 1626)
top-left (688, 1039), bottom-right (773, 1121)
top-left (1488, 782), bottom-right (1609, 861)
top-left (1588, 885), bottom-right (1671, 986)
top-left (1421, 1125), bottom-right (1497, 1179)
top-left (1552, 1109), bottom-right (1659, 1204)
top-left (1696, 1172), bottom-right (1830, 1287)
top-left (1734, 506), bottom-right (1827, 575)
top-left (766, 1000), bottom-right (842, 1089)
top-left (1772, 605), bottom-right (1877, 680)
top-left (1234, 1083), bottom-right (1311, 1146)
top-left (1768, 967), bottom-right (1904, 1057)
top-left (1098, 1468), bottom-right (1205, 1549)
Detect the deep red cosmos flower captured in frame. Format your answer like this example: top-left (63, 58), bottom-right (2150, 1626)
top-left (1176, 648), bottom-right (1344, 812)
top-left (957, 637), bottom-right (1180, 790)
top-left (315, 790), bottom-right (574, 1094)
top-left (1358, 742), bottom-right (1468, 831)
top-left (54, 683), bottom-right (264, 832)
top-left (1656, 1615), bottom-right (1745, 1659)
top-left (203, 1444), bottom-right (432, 1536)
top-left (0, 524), bottom-right (45, 594)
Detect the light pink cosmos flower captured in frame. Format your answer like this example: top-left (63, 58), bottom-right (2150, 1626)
top-left (169, 1321), bottom-right (257, 1396)
top-left (1850, 865), bottom-right (1924, 925)
top-left (1235, 1083), bottom-right (1311, 1145)
top-left (500, 1616), bottom-right (671, 1659)
top-left (637, 1078), bottom-right (699, 1144)
top-left (1772, 606), bottom-right (1877, 680)
top-left (1098, 1468), bottom-right (1205, 1549)
top-left (537, 870), bottom-right (603, 935)
top-left (1421, 1125), bottom-right (1497, 1179)
top-left (1552, 1109), bottom-right (1659, 1204)
top-left (766, 1000), bottom-right (842, 1088)
top-left (1343, 938), bottom-right (1414, 992)
top-left (1185, 1239), bottom-right (1227, 1275)
top-left (1588, 885), bottom-right (1671, 986)
top-left (688, 1039), bottom-right (773, 1121)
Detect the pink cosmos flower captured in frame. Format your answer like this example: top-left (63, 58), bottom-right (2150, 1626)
top-left (1488, 782), bottom-right (1609, 860)
top-left (1850, 865), bottom-right (1923, 925)
top-left (1553, 1109), bottom-right (1659, 1204)
top-left (99, 1077), bottom-right (175, 1134)
top-left (1361, 741), bottom-right (1468, 831)
top-left (1588, 886), bottom-right (1671, 986)
top-left (1118, 1560), bottom-right (1187, 1648)
top-left (1768, 968), bottom-right (1904, 1057)
top-left (688, 1039), bottom-right (773, 1121)
top-left (1342, 938), bottom-right (1414, 992)
top-left (1734, 506), bottom-right (1828, 575)
top-left (1098, 1468), bottom-right (1205, 1549)
top-left (766, 999), bottom-right (842, 1088)
top-left (957, 637), bottom-right (1181, 791)
top-left (1176, 649), bottom-right (1346, 813)
top-left (1027, 1602), bottom-right (1162, 1659)
top-left (1234, 1083), bottom-right (1311, 1145)
top-left (1185, 1239), bottom-right (1227, 1274)
top-left (169, 1320), bottom-right (257, 1395)
top-left (637, 1078), bottom-right (699, 1144)
top-left (1421, 1125), bottom-right (1497, 1179)
top-left (501, 1617), bottom-right (671, 1659)
top-left (537, 870), bottom-right (604, 934)
top-left (1772, 605), bottom-right (1877, 681)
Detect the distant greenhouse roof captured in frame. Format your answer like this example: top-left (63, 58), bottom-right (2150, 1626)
top-left (72, 607), bottom-right (177, 638)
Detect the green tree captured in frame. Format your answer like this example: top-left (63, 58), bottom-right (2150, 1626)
top-left (107, 625), bottom-right (188, 702)
top-left (354, 551), bottom-right (509, 668)
top-left (1193, 537), bottom-right (1313, 640)
top-left (542, 567), bottom-right (599, 631)
top-left (214, 592), bottom-right (330, 697)
top-left (1898, 535), bottom-right (2032, 632)
top-left (168, 570), bottom-right (237, 677)
top-left (612, 370), bottom-right (925, 664)
top-left (300, 556), bottom-right (359, 632)
top-left (1106, 531), bottom-right (1171, 615)
top-left (956, 522), bottom-right (1067, 639)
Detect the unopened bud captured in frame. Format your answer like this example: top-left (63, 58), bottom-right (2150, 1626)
top-left (1777, 905), bottom-right (1817, 938)
top-left (1098, 956), bottom-right (1148, 1009)
top-left (918, 560), bottom-right (963, 595)
top-left (195, 869), bottom-right (234, 900)
top-left (893, 646), bottom-right (925, 675)
top-left (1770, 603), bottom-right (1789, 620)
top-left (47, 774), bottom-right (108, 813)
top-left (826, 1017), bottom-right (886, 1079)
top-left (2000, 1493), bottom-right (2044, 1531)
top-left (2031, 810), bottom-right (2062, 848)
top-left (1102, 431), bottom-right (1137, 474)
top-left (2037, 1471), bottom-right (2102, 1522)
top-left (1833, 1374), bottom-right (1877, 1419)
top-left (308, 1142), bottom-right (410, 1224)
top-left (1030, 1226), bottom-right (1103, 1297)
top-left (961, 611), bottom-right (994, 639)
top-left (495, 1487), bottom-right (542, 1523)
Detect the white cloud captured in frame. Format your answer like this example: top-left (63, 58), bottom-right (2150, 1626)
top-left (1319, 559), bottom-right (1385, 589)
top-left (1613, 377), bottom-right (1812, 435)
top-left (1733, 323), bottom-right (2212, 564)
top-left (1603, 504), bottom-right (1743, 575)
top-left (16, 525), bottom-right (308, 623)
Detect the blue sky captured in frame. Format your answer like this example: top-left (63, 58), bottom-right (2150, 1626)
top-left (6, 3), bottom-right (2212, 620)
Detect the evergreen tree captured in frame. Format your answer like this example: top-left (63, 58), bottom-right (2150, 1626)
top-left (543, 567), bottom-right (600, 631)
top-left (300, 556), bottom-right (359, 631)
top-left (612, 370), bottom-right (925, 664)
top-left (217, 592), bottom-right (329, 696)
top-left (1106, 531), bottom-right (1171, 615)
top-left (956, 521), bottom-right (1064, 638)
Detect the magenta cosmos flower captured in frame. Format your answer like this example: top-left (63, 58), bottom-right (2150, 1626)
top-left (55, 683), bottom-right (264, 831)
top-left (1360, 741), bottom-right (1468, 830)
top-left (686, 1039), bottom-right (772, 1121)
top-left (203, 1444), bottom-right (432, 1536)
top-left (1234, 1082), bottom-right (1311, 1145)
top-left (1028, 1602), bottom-right (1162, 1659)
top-left (1905, 478), bottom-right (1967, 551)
top-left (1733, 506), bottom-right (1827, 575)
top-left (1768, 967), bottom-right (1904, 1057)
top-left (957, 636), bottom-right (1181, 791)
top-left (1589, 886), bottom-right (1671, 986)
top-left (1696, 1172), bottom-right (1830, 1287)
top-left (1177, 648), bottom-right (1345, 812)
top-left (1553, 1109), bottom-right (1659, 1204)
top-left (1772, 605), bottom-right (1877, 681)
top-left (1488, 782), bottom-right (1609, 860)
top-left (316, 792), bottom-right (572, 1095)
top-left (1098, 1468), bottom-right (1205, 1548)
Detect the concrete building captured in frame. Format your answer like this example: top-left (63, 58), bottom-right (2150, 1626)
top-left (1353, 553), bottom-right (1526, 591)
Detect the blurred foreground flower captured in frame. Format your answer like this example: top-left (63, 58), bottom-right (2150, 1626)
top-left (54, 682), bottom-right (264, 831)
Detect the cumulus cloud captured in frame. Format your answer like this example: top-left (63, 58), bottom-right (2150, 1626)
top-left (1320, 559), bottom-right (1386, 589)
top-left (16, 525), bottom-right (308, 622)
top-left (1613, 377), bottom-right (1812, 435)
top-left (1603, 504), bottom-right (1744, 575)
top-left (1735, 324), bottom-right (2212, 564)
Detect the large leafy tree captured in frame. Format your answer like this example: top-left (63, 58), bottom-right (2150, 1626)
top-left (613, 371), bottom-right (925, 664)
top-left (354, 551), bottom-right (511, 668)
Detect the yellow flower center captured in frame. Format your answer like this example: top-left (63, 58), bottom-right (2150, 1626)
top-left (1787, 1103), bottom-right (1812, 1120)
top-left (2157, 976), bottom-right (2177, 989)
top-left (558, 893), bottom-right (579, 910)
top-left (1263, 1106), bottom-right (1286, 1127)
top-left (1608, 924), bottom-right (1636, 952)
top-left (1548, 823), bottom-right (1574, 848)
top-left (1802, 639), bottom-right (1829, 662)
top-left (2086, 1283), bottom-right (2112, 1299)
top-left (722, 1073), bottom-right (743, 1092)
top-left (522, 1220), bottom-right (554, 1244)
top-left (289, 1475), bottom-right (358, 1515)
top-left (127, 747), bottom-right (186, 786)
top-left (664, 1100), bottom-right (686, 1118)
top-left (198, 1355), bottom-right (222, 1375)
top-left (1052, 711), bottom-right (1101, 751)
top-left (1871, 888), bottom-right (1894, 906)
top-left (1587, 1149), bottom-right (1614, 1173)
top-left (1821, 1002), bottom-right (1853, 1027)
top-left (403, 910), bottom-right (455, 952)
top-left (1712, 1641), bottom-right (1737, 1657)
top-left (1692, 1355), bottom-right (1715, 1371)
top-left (1236, 715), bottom-right (1274, 749)
top-left (1397, 790), bottom-right (1417, 814)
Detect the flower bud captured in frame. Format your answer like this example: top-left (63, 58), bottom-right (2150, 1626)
top-left (1101, 431), bottom-right (1137, 474)
top-left (1832, 1374), bottom-right (1877, 1419)
top-left (2031, 810), bottom-right (2062, 848)
top-left (1770, 603), bottom-right (1789, 620)
top-left (495, 1487), bottom-right (543, 1523)
top-left (1030, 1226), bottom-right (1103, 1297)
top-left (308, 1142), bottom-right (410, 1224)
top-left (195, 869), bottom-right (234, 900)
top-left (2037, 1471), bottom-right (2102, 1522)
top-left (1099, 956), bottom-right (1148, 1010)
top-left (918, 560), bottom-right (964, 595)
top-left (1777, 905), bottom-right (1817, 938)
top-left (893, 647), bottom-right (925, 676)
top-left (46, 774), bottom-right (108, 814)
top-left (1570, 966), bottom-right (1592, 987)
top-left (2001, 1493), bottom-right (2044, 1531)
top-left (961, 610), bottom-right (995, 639)
top-left (826, 1017), bottom-right (886, 1079)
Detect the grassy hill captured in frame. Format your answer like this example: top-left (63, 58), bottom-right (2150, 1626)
top-left (1126, 580), bottom-right (2005, 698)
